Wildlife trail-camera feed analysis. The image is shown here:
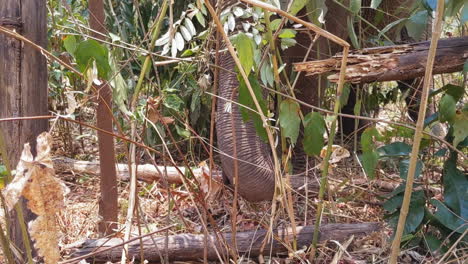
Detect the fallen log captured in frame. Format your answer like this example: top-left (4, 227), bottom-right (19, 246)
top-left (52, 157), bottom-right (319, 191)
top-left (52, 156), bottom-right (220, 184)
top-left (67, 222), bottom-right (380, 263)
top-left (294, 37), bottom-right (468, 83)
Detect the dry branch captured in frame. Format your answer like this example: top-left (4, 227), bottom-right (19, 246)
top-left (68, 222), bottom-right (380, 263)
top-left (52, 157), bottom-right (319, 191)
top-left (52, 157), bottom-right (215, 184)
top-left (294, 37), bottom-right (468, 83)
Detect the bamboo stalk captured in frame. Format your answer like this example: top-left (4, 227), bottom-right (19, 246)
top-left (388, 0), bottom-right (445, 263)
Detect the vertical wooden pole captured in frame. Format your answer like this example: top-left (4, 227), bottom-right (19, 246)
top-left (0, 0), bottom-right (48, 259)
top-left (88, 0), bottom-right (119, 235)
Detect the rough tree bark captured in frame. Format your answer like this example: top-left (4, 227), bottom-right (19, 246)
top-left (0, 0), bottom-right (48, 260)
top-left (88, 0), bottom-right (119, 235)
top-left (294, 37), bottom-right (468, 83)
top-left (69, 223), bottom-right (380, 263)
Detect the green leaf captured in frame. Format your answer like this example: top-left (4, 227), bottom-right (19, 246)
top-left (445, 0), bottom-right (465, 18)
top-left (460, 3), bottom-right (468, 23)
top-left (405, 11), bottom-right (428, 40)
top-left (75, 39), bottom-right (111, 79)
top-left (63, 35), bottom-right (77, 55)
top-left (430, 84), bottom-right (465, 100)
top-left (370, 0), bottom-right (383, 9)
top-left (464, 59), bottom-right (468, 73)
top-left (360, 127), bottom-right (380, 178)
top-left (360, 151), bottom-right (379, 179)
top-left (424, 112), bottom-right (439, 128)
top-left (405, 191), bottom-right (426, 234)
top-left (439, 94), bottom-right (456, 123)
top-left (278, 29), bottom-right (297, 39)
top-left (423, 0), bottom-right (437, 10)
top-left (383, 194), bottom-right (404, 213)
top-left (109, 54), bottom-right (131, 116)
top-left (350, 0), bottom-right (362, 14)
top-left (303, 112), bottom-right (326, 156)
top-left (399, 159), bottom-right (423, 180)
top-left (190, 91), bottom-right (201, 124)
top-left (279, 99), bottom-right (301, 145)
top-left (431, 199), bottom-right (467, 233)
top-left (163, 94), bottom-right (184, 111)
top-left (347, 16), bottom-right (360, 49)
top-left (377, 142), bottom-right (412, 157)
top-left (378, 18), bottom-right (406, 40)
top-left (444, 84), bottom-right (465, 102)
top-left (270, 19), bottom-right (282, 31)
top-left (238, 75), bottom-right (268, 142)
top-left (424, 233), bottom-right (447, 255)
top-left (386, 191), bottom-right (425, 235)
top-left (443, 159), bottom-right (468, 221)
top-left (260, 60), bottom-right (274, 87)
top-left (290, 0), bottom-right (307, 16)
top-left (361, 127), bottom-right (380, 152)
top-left (354, 99), bottom-right (362, 116)
top-left (305, 0), bottom-right (327, 25)
top-left (232, 33), bottom-right (254, 76)
top-left (434, 148), bottom-right (447, 157)
top-left (175, 124), bottom-right (191, 139)
top-left (181, 49), bottom-right (194, 57)
top-left (280, 38), bottom-right (297, 50)
top-left (195, 11), bottom-right (206, 27)
top-left (452, 108), bottom-right (468, 147)
top-left (340, 84), bottom-right (351, 108)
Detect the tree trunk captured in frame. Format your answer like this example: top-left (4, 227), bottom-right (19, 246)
top-left (88, 0), bottom-right (119, 235)
top-left (0, 0), bottom-right (48, 260)
top-left (69, 222), bottom-right (380, 263)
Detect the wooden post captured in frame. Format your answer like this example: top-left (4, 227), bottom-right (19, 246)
top-left (88, 0), bottom-right (119, 235)
top-left (0, 0), bottom-right (48, 259)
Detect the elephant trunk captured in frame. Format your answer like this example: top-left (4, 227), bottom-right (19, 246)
top-left (216, 52), bottom-right (275, 202)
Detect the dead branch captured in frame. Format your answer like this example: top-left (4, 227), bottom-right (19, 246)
top-left (52, 156), bottom-right (214, 184)
top-left (294, 37), bottom-right (468, 83)
top-left (67, 222), bottom-right (380, 263)
top-left (52, 157), bottom-right (319, 191)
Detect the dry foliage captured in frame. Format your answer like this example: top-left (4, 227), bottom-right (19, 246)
top-left (3, 132), bottom-right (66, 264)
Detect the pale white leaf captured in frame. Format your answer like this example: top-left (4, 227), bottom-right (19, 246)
top-left (180, 26), bottom-right (192, 41)
top-left (162, 43), bottom-right (170, 55)
top-left (65, 89), bottom-right (77, 115)
top-left (233, 6), bottom-right (244, 17)
top-left (171, 39), bottom-right (178, 57)
top-left (184, 18), bottom-right (197, 36)
top-left (109, 32), bottom-right (121, 42)
top-left (318, 9), bottom-right (326, 23)
top-left (155, 31), bottom-right (170, 46)
top-left (271, 0), bottom-right (281, 8)
top-left (174, 32), bottom-right (184, 51)
top-left (228, 14), bottom-right (235, 31)
top-left (242, 22), bottom-right (251, 32)
top-left (254, 34), bottom-right (262, 45)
